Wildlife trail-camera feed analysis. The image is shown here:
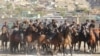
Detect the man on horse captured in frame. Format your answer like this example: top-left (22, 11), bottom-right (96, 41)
top-left (82, 20), bottom-right (90, 33)
top-left (34, 19), bottom-right (40, 27)
top-left (36, 22), bottom-right (45, 35)
top-left (1, 21), bottom-right (9, 49)
top-left (89, 20), bottom-right (98, 38)
top-left (89, 20), bottom-right (95, 29)
top-left (47, 19), bottom-right (58, 40)
top-left (20, 20), bottom-right (29, 34)
top-left (1, 21), bottom-right (9, 37)
top-left (11, 20), bottom-right (23, 43)
top-left (59, 20), bottom-right (70, 32)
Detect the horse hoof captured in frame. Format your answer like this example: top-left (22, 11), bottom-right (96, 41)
top-left (87, 50), bottom-right (90, 52)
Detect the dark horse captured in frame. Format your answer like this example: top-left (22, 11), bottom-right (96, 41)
top-left (71, 27), bottom-right (79, 50)
top-left (78, 25), bottom-right (89, 52)
top-left (10, 30), bottom-right (21, 53)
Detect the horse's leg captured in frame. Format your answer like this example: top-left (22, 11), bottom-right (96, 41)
top-left (91, 44), bottom-right (95, 53)
top-left (78, 41), bottom-right (81, 51)
top-left (19, 42), bottom-right (22, 52)
top-left (25, 42), bottom-right (28, 53)
top-left (13, 42), bottom-right (16, 53)
top-left (10, 41), bottom-right (14, 53)
top-left (58, 44), bottom-right (61, 52)
top-left (70, 43), bottom-right (73, 56)
top-left (25, 42), bottom-right (29, 53)
top-left (56, 44), bottom-right (60, 53)
top-left (87, 42), bottom-right (89, 52)
top-left (94, 43), bottom-right (97, 53)
top-left (72, 43), bottom-right (74, 51)
top-left (35, 42), bottom-right (41, 56)
top-left (54, 44), bottom-right (59, 54)
top-left (72, 43), bottom-right (76, 51)
top-left (74, 43), bottom-right (77, 50)
top-left (27, 43), bottom-right (30, 53)
top-left (5, 41), bottom-right (8, 50)
top-left (84, 41), bottom-right (86, 52)
top-left (96, 41), bottom-right (98, 50)
top-left (54, 45), bottom-right (56, 51)
top-left (1, 40), bottom-right (4, 50)
top-left (95, 41), bottom-right (98, 51)
top-left (42, 43), bottom-right (46, 51)
top-left (17, 42), bottom-right (20, 53)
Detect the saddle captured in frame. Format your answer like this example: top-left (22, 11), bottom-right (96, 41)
top-left (47, 32), bottom-right (56, 40)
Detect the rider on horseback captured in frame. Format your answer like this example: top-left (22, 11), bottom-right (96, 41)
top-left (89, 20), bottom-right (97, 38)
top-left (69, 21), bottom-right (77, 33)
top-left (1, 21), bottom-right (9, 36)
top-left (37, 22), bottom-right (45, 35)
top-left (70, 21), bottom-right (77, 28)
top-left (1, 21), bottom-right (9, 43)
top-left (34, 19), bottom-right (40, 27)
top-left (83, 20), bottom-right (90, 33)
top-left (59, 20), bottom-right (70, 32)
top-left (47, 19), bottom-right (58, 40)
top-left (20, 20), bottom-right (29, 33)
top-left (12, 22), bottom-right (19, 36)
top-left (89, 20), bottom-right (95, 29)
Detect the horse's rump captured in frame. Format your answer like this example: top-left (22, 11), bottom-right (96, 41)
top-left (38, 34), bottom-right (46, 43)
top-left (26, 34), bottom-right (33, 43)
top-left (93, 28), bottom-right (100, 40)
top-left (64, 34), bottom-right (72, 47)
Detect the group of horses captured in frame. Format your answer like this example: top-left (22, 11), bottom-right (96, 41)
top-left (0, 20), bottom-right (100, 55)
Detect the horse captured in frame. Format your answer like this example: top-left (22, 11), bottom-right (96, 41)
top-left (10, 30), bottom-right (21, 53)
top-left (62, 27), bottom-right (73, 55)
top-left (46, 31), bottom-right (64, 54)
top-left (78, 25), bottom-right (89, 52)
top-left (35, 23), bottom-right (62, 54)
top-left (90, 28), bottom-right (100, 52)
top-left (87, 28), bottom-right (97, 53)
top-left (71, 27), bottom-right (79, 50)
top-left (0, 27), bottom-right (9, 50)
top-left (36, 25), bottom-right (64, 54)
top-left (18, 32), bottom-right (26, 52)
top-left (24, 24), bottom-right (46, 53)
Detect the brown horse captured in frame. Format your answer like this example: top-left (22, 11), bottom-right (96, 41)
top-left (92, 28), bottom-right (100, 50)
top-left (62, 27), bottom-right (73, 55)
top-left (46, 32), bottom-right (64, 54)
top-left (87, 28), bottom-right (97, 53)
top-left (25, 25), bottom-right (39, 53)
top-left (38, 32), bottom-right (64, 54)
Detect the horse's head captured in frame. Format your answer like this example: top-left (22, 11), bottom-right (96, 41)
top-left (63, 27), bottom-right (72, 39)
top-left (56, 32), bottom-right (64, 42)
top-left (65, 27), bottom-right (70, 34)
top-left (72, 28), bottom-right (79, 36)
